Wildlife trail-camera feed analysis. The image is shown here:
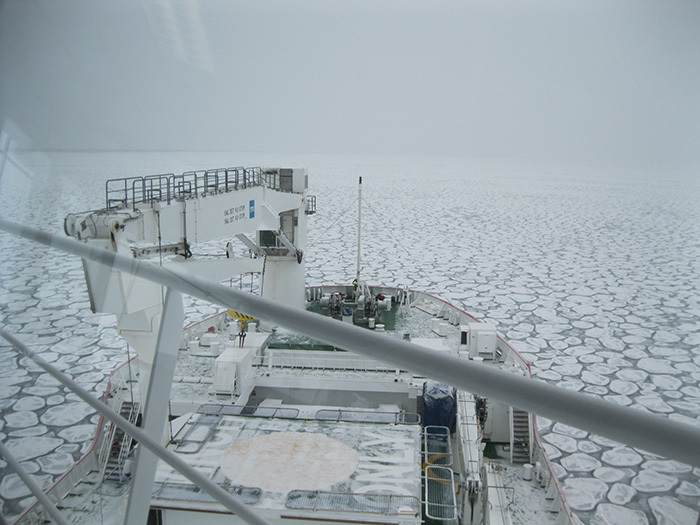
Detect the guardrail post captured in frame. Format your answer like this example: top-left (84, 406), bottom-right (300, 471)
top-left (124, 288), bottom-right (184, 525)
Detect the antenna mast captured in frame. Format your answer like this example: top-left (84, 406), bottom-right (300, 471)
top-left (356, 176), bottom-right (362, 284)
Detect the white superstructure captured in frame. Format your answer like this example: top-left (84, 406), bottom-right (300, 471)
top-left (63, 167), bottom-right (313, 396)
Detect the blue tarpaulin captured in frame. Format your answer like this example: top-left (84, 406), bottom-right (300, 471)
top-left (422, 381), bottom-right (457, 432)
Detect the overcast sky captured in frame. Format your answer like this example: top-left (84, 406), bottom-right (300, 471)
top-left (1, 0), bottom-right (699, 168)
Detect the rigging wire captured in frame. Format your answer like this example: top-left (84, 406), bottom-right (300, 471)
top-left (125, 344), bottom-right (135, 406)
top-left (157, 210), bottom-right (165, 305)
top-left (307, 196), bottom-right (359, 250)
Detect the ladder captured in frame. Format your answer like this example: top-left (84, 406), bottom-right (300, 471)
top-left (510, 407), bottom-right (531, 464)
top-left (99, 400), bottom-right (140, 491)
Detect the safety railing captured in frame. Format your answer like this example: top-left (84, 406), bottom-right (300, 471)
top-left (255, 349), bottom-right (405, 373)
top-left (424, 426), bottom-right (453, 466)
top-left (496, 335), bottom-right (576, 524)
top-left (305, 195), bottom-right (317, 214)
top-left (104, 166), bottom-right (291, 210)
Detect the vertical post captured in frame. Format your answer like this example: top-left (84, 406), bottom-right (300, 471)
top-left (0, 131), bottom-right (11, 181)
top-left (356, 176), bottom-right (362, 284)
top-left (124, 288), bottom-right (184, 525)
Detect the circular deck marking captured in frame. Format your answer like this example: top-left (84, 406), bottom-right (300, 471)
top-left (221, 432), bottom-right (358, 493)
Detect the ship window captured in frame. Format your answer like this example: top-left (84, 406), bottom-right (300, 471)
top-left (260, 230), bottom-right (277, 247)
top-left (280, 169), bottom-right (293, 191)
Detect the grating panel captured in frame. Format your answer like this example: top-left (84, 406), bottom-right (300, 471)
top-left (152, 482), bottom-right (261, 505)
top-left (286, 490), bottom-right (419, 515)
top-left (96, 479), bottom-right (130, 496)
top-left (316, 409), bottom-right (419, 424)
top-left (424, 466), bottom-right (457, 520)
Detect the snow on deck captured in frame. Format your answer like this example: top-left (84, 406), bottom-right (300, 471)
top-left (153, 415), bottom-right (422, 514)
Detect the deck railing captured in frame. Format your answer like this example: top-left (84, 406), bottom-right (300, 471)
top-left (104, 166), bottom-right (297, 210)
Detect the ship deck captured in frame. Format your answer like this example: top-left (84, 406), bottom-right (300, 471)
top-left (154, 415), bottom-right (422, 524)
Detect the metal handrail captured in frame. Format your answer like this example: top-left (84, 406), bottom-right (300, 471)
top-left (2, 220), bottom-right (700, 465)
top-left (103, 166), bottom-right (302, 210)
top-left (254, 351), bottom-right (404, 372)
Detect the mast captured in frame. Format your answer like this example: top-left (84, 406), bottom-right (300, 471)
top-left (356, 176), bottom-right (362, 284)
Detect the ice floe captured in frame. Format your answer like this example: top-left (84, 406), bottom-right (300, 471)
top-left (0, 384), bottom-right (21, 400)
top-left (561, 453), bottom-right (602, 472)
top-left (543, 432), bottom-right (579, 454)
top-left (636, 358), bottom-right (678, 375)
top-left (3, 436), bottom-right (63, 462)
top-left (591, 503), bottom-right (648, 525)
top-left (601, 447), bottom-right (643, 467)
top-left (46, 395), bottom-right (65, 406)
top-left (636, 395), bottom-right (674, 413)
top-left (593, 467), bottom-right (625, 483)
top-left (581, 371), bottom-right (609, 386)
top-left (541, 442), bottom-right (562, 460)
top-left (609, 379), bottom-right (638, 395)
top-left (9, 425), bottom-right (49, 437)
top-left (650, 374), bottom-right (683, 391)
top-left (677, 481), bottom-right (700, 498)
top-left (649, 496), bottom-right (699, 525)
top-left (37, 452), bottom-right (75, 475)
top-left (681, 385), bottom-right (700, 397)
top-left (577, 440), bottom-right (602, 454)
top-left (562, 477), bottom-right (608, 511)
top-left (607, 482), bottom-right (637, 505)
top-left (642, 460), bottom-right (693, 475)
top-left (653, 331), bottom-right (681, 343)
top-left (615, 368), bottom-right (648, 382)
top-left (552, 422), bottom-right (588, 439)
top-left (0, 472), bottom-right (53, 500)
top-left (39, 402), bottom-right (94, 427)
top-left (4, 410), bottom-right (39, 428)
top-left (12, 396), bottom-right (46, 411)
top-left (631, 470), bottom-right (679, 493)
top-left (57, 424), bottom-right (96, 443)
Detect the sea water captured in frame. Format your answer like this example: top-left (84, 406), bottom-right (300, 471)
top-left (0, 151), bottom-right (698, 524)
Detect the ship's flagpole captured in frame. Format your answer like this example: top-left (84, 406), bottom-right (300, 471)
top-left (356, 176), bottom-right (362, 284)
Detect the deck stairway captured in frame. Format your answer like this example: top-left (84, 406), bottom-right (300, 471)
top-left (510, 407), bottom-right (531, 464)
top-left (97, 399), bottom-right (140, 495)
